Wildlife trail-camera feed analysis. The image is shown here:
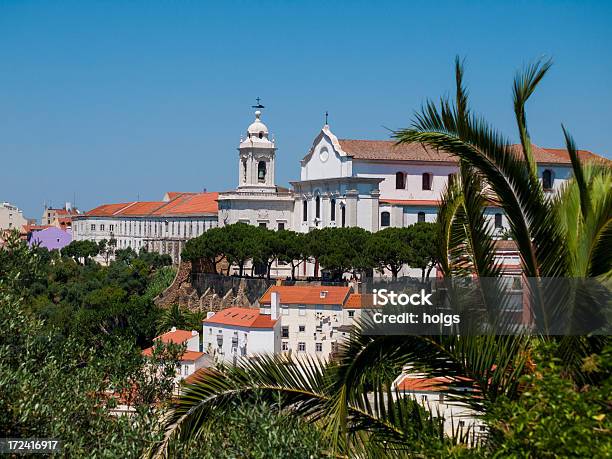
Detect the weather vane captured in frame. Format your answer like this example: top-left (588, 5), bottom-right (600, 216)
top-left (252, 97), bottom-right (265, 109)
top-left (325, 111), bottom-right (329, 125)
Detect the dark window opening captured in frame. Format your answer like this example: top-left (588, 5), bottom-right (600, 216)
top-left (258, 161), bottom-right (266, 183)
top-left (330, 199), bottom-right (336, 221)
top-left (494, 213), bottom-right (503, 228)
top-left (542, 169), bottom-right (553, 190)
top-left (381, 211), bottom-right (390, 227)
top-left (417, 212), bottom-right (426, 223)
top-left (258, 131), bottom-right (263, 139)
top-left (395, 172), bottom-right (405, 189)
top-left (303, 200), bottom-right (308, 222)
top-left (422, 173), bottom-right (432, 190)
top-left (278, 222), bottom-right (285, 231)
top-left (341, 205), bottom-right (346, 227)
top-left (315, 195), bottom-right (321, 219)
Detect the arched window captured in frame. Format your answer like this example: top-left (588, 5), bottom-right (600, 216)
top-left (242, 160), bottom-right (247, 183)
top-left (542, 169), bottom-right (553, 190)
top-left (303, 200), bottom-right (308, 222)
top-left (258, 161), bottom-right (266, 183)
top-left (494, 213), bottom-right (503, 228)
top-left (330, 198), bottom-right (336, 221)
top-left (417, 212), bottom-right (426, 223)
top-left (341, 205), bottom-right (346, 227)
top-left (381, 211), bottom-right (390, 227)
top-left (422, 173), bottom-right (432, 190)
top-left (315, 195), bottom-right (321, 219)
top-left (258, 131), bottom-right (263, 139)
top-left (395, 172), bottom-right (405, 189)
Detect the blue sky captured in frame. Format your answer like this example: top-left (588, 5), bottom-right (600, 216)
top-left (1, 1), bottom-right (610, 218)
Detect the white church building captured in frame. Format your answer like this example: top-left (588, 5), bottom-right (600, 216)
top-left (74, 106), bottom-right (606, 270)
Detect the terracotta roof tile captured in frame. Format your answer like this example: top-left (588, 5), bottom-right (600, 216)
top-left (116, 201), bottom-right (166, 216)
top-left (152, 192), bottom-right (218, 216)
top-left (338, 139), bottom-right (608, 165)
top-left (494, 240), bottom-right (518, 251)
top-left (183, 367), bottom-right (215, 384)
top-left (203, 307), bottom-right (277, 328)
top-left (154, 329), bottom-right (198, 344)
top-left (345, 293), bottom-right (365, 309)
top-left (85, 202), bottom-right (134, 217)
top-left (339, 139), bottom-right (454, 162)
top-left (141, 347), bottom-right (205, 362)
top-left (259, 285), bottom-right (352, 306)
top-left (180, 351), bottom-right (205, 362)
top-left (82, 192), bottom-right (218, 218)
top-left (396, 376), bottom-right (451, 392)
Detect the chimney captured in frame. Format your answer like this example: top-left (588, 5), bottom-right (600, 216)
top-left (171, 326), bottom-right (177, 332)
top-left (206, 311), bottom-right (215, 319)
top-left (191, 330), bottom-right (198, 336)
top-left (65, 202), bottom-right (72, 211)
top-left (320, 290), bottom-right (328, 299)
top-left (271, 291), bottom-right (280, 321)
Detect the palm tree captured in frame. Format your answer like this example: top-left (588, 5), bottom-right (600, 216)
top-left (151, 60), bottom-right (611, 457)
top-left (156, 304), bottom-right (203, 336)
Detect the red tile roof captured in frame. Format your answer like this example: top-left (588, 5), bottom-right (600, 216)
top-left (117, 201), bottom-right (166, 216)
top-left (345, 293), bottom-right (366, 309)
top-left (203, 307), bottom-right (277, 329)
top-left (85, 202), bottom-right (134, 217)
top-left (259, 285), bottom-right (352, 306)
top-left (151, 192), bottom-right (218, 216)
top-left (141, 347), bottom-right (205, 362)
top-left (494, 240), bottom-right (518, 251)
top-left (165, 192), bottom-right (193, 200)
top-left (396, 376), bottom-right (452, 392)
top-left (154, 328), bottom-right (198, 344)
top-left (181, 350), bottom-right (205, 361)
top-left (337, 139), bottom-right (608, 165)
top-left (183, 367), bottom-right (215, 384)
top-left (82, 192), bottom-right (219, 218)
top-left (22, 224), bottom-right (53, 232)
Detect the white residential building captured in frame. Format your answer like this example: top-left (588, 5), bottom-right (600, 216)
top-left (0, 201), bottom-right (27, 232)
top-left (142, 327), bottom-right (209, 383)
top-left (257, 285), bottom-right (362, 360)
top-left (203, 304), bottom-right (281, 365)
top-left (393, 373), bottom-right (486, 438)
top-left (72, 192), bottom-right (219, 263)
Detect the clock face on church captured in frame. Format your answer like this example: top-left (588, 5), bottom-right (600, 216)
top-left (319, 147), bottom-right (329, 162)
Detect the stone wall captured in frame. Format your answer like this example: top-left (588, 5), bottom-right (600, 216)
top-left (155, 260), bottom-right (275, 314)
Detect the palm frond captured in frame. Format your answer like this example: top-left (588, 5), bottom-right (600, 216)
top-left (513, 58), bottom-right (552, 180)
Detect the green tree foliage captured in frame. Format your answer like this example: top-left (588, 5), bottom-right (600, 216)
top-left (62, 239), bottom-right (101, 264)
top-left (367, 227), bottom-right (413, 278)
top-left (156, 303), bottom-right (203, 335)
top-left (406, 222), bottom-right (440, 280)
top-left (182, 223), bottom-right (439, 280)
top-left (165, 396), bottom-right (329, 458)
top-left (0, 290), bottom-right (179, 457)
top-left (487, 342), bottom-right (612, 457)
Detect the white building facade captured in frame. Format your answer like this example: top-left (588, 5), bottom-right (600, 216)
top-left (203, 306), bottom-right (281, 365)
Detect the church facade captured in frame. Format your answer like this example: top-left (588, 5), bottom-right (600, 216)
top-left (74, 107), bottom-right (605, 271)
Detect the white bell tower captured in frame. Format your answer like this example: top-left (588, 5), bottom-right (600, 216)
top-left (237, 104), bottom-right (276, 191)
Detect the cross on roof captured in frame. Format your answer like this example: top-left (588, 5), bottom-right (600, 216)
top-left (252, 97), bottom-right (265, 109)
